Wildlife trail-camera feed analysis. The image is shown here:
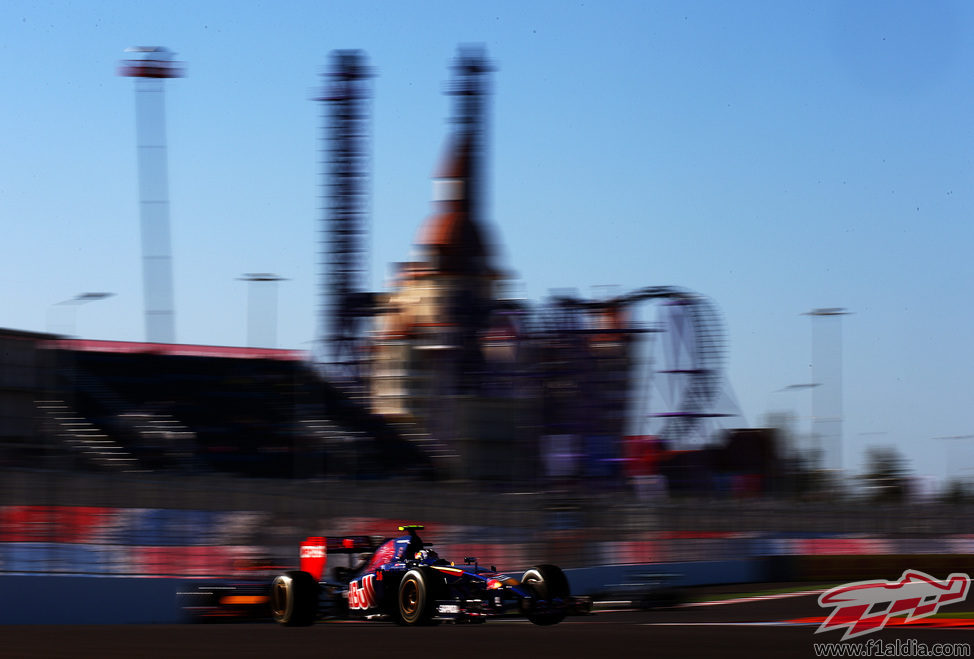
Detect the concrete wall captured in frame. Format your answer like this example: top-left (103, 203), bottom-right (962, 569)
top-left (565, 559), bottom-right (764, 596)
top-left (1, 576), bottom-right (188, 624)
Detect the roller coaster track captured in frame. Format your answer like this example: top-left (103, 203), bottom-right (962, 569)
top-left (539, 286), bottom-right (725, 446)
top-left (617, 287), bottom-right (725, 445)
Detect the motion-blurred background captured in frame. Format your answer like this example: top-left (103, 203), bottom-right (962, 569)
top-left (3, 2), bottom-right (973, 591)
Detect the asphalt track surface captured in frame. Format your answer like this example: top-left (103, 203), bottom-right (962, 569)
top-left (6, 589), bottom-right (974, 659)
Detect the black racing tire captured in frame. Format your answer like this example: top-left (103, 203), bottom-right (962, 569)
top-left (270, 570), bottom-right (319, 626)
top-left (520, 564), bottom-right (570, 626)
top-left (397, 568), bottom-right (443, 625)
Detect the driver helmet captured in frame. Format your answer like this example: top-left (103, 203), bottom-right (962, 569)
top-left (415, 549), bottom-right (438, 561)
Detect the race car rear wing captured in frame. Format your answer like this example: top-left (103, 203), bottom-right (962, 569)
top-left (299, 535), bottom-right (381, 581)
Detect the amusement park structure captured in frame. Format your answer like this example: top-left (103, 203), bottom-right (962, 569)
top-left (0, 44), bottom-right (739, 486)
top-left (318, 45), bottom-right (734, 478)
top-left (534, 286), bottom-right (728, 448)
top-left (317, 50), bottom-right (374, 378)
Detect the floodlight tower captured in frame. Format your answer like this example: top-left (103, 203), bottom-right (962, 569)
top-left (317, 50), bottom-right (373, 377)
top-left (239, 273), bottom-right (287, 348)
top-left (805, 307), bottom-right (850, 472)
top-left (119, 46), bottom-right (184, 344)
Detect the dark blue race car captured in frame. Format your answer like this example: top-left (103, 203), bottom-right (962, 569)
top-left (270, 525), bottom-right (579, 626)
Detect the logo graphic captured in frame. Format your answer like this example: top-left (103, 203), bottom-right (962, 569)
top-left (349, 574), bottom-right (377, 610)
top-left (299, 536), bottom-right (327, 581)
top-left (300, 545), bottom-right (326, 559)
top-left (816, 570), bottom-right (970, 640)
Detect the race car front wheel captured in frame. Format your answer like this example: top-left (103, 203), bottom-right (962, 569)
top-left (271, 570), bottom-right (318, 626)
top-left (397, 568), bottom-right (442, 625)
top-left (521, 564), bottom-right (569, 626)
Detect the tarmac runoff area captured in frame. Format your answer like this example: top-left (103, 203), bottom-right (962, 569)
top-left (4, 586), bottom-right (974, 659)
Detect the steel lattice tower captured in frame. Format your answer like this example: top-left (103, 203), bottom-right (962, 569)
top-left (318, 50), bottom-right (373, 376)
top-left (119, 47), bottom-right (183, 344)
top-left (447, 45), bottom-right (492, 230)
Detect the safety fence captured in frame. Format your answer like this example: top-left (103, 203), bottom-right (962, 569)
top-left (3, 468), bottom-right (974, 577)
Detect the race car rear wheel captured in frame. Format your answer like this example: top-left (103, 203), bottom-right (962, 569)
top-left (397, 568), bottom-right (443, 625)
top-left (521, 564), bottom-right (570, 626)
top-left (270, 570), bottom-right (318, 626)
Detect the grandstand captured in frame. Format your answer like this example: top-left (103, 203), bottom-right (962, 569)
top-left (17, 338), bottom-right (440, 479)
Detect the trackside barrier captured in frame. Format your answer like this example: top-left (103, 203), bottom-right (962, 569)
top-left (565, 559), bottom-right (765, 596)
top-left (0, 542), bottom-right (255, 576)
top-left (793, 554), bottom-right (974, 583)
top-left (0, 505), bottom-right (265, 546)
top-left (0, 576), bottom-right (188, 624)
top-left (2, 560), bottom-right (766, 624)
top-left (5, 555), bottom-right (971, 623)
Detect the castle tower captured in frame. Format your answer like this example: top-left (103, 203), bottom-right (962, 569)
top-left (371, 46), bottom-right (499, 411)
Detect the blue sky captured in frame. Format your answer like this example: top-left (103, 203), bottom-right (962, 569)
top-left (2, 1), bottom-right (973, 484)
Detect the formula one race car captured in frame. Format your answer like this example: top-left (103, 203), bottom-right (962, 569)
top-left (270, 525), bottom-right (577, 626)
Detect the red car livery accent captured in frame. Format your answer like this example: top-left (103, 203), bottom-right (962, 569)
top-left (299, 537), bottom-right (327, 581)
top-left (363, 540), bottom-right (399, 573)
top-left (348, 574), bottom-right (377, 610)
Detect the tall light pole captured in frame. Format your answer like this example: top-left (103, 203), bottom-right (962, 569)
top-left (239, 274), bottom-right (287, 348)
top-left (47, 292), bottom-right (116, 337)
top-left (119, 46), bottom-right (184, 344)
top-left (804, 308), bottom-right (850, 472)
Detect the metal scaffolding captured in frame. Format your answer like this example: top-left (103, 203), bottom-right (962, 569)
top-left (318, 50), bottom-right (373, 377)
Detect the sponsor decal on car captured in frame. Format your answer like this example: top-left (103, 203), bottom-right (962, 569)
top-left (300, 545), bottom-right (326, 559)
top-left (349, 574), bottom-right (378, 610)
